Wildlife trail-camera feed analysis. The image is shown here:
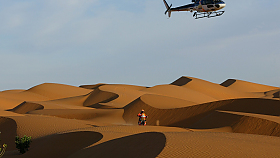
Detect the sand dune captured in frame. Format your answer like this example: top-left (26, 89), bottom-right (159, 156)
top-left (0, 89), bottom-right (48, 101)
top-left (97, 84), bottom-right (147, 108)
top-left (171, 76), bottom-right (262, 100)
top-left (28, 108), bottom-right (125, 125)
top-left (9, 101), bottom-right (44, 114)
top-left (81, 84), bottom-right (147, 108)
top-left (43, 95), bottom-right (88, 107)
top-left (123, 97), bottom-right (280, 132)
top-left (217, 110), bottom-right (280, 136)
top-left (83, 87), bottom-right (119, 108)
top-left (1, 82), bottom-right (91, 103)
top-left (1, 76), bottom-right (280, 157)
top-left (221, 79), bottom-right (279, 92)
top-left (0, 97), bottom-right (24, 110)
top-left (70, 132), bottom-right (166, 158)
top-left (26, 83), bottom-right (92, 100)
top-left (140, 94), bottom-right (197, 109)
top-left (142, 84), bottom-right (218, 104)
top-left (0, 83), bottom-right (92, 110)
top-left (4, 125), bottom-right (280, 157)
top-left (80, 83), bottom-right (106, 90)
top-left (190, 109), bottom-right (280, 137)
top-left (5, 131), bottom-right (103, 158)
top-left (190, 110), bottom-right (241, 130)
top-left (123, 97), bottom-right (236, 127)
top-left (157, 131), bottom-right (280, 157)
top-left (263, 88), bottom-right (280, 99)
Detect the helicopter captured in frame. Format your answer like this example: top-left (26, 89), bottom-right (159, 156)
top-left (163, 0), bottom-right (226, 19)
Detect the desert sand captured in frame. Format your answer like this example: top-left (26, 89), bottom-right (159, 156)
top-left (0, 76), bottom-right (279, 158)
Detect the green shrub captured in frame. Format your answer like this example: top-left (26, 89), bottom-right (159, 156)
top-left (0, 132), bottom-right (7, 157)
top-left (0, 144), bottom-right (7, 157)
top-left (15, 135), bottom-right (32, 154)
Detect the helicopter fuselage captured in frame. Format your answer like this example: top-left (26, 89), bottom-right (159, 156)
top-left (163, 0), bottom-right (226, 19)
top-left (170, 0), bottom-right (226, 13)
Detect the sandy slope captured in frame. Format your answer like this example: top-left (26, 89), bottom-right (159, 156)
top-left (158, 131), bottom-right (280, 158)
top-left (1, 77), bottom-right (280, 157)
top-left (142, 84), bottom-right (218, 104)
top-left (28, 108), bottom-right (125, 125)
top-left (0, 97), bottom-right (24, 111)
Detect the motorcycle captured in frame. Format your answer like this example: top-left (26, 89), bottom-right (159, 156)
top-left (138, 116), bottom-right (147, 126)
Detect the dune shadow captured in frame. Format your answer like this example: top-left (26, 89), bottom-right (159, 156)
top-left (170, 76), bottom-right (192, 86)
top-left (0, 117), bottom-right (17, 151)
top-left (71, 132), bottom-right (166, 158)
top-left (220, 79), bottom-right (236, 87)
top-left (16, 131), bottom-right (103, 158)
top-left (7, 101), bottom-right (44, 114)
top-left (86, 103), bottom-right (120, 109)
top-left (79, 84), bottom-right (106, 90)
top-left (218, 98), bottom-right (280, 116)
top-left (169, 98), bottom-right (280, 128)
top-left (83, 89), bottom-right (119, 107)
top-left (273, 91), bottom-right (279, 98)
top-left (189, 111), bottom-right (242, 129)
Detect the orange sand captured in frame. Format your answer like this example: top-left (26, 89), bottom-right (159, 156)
top-left (1, 77), bottom-right (279, 157)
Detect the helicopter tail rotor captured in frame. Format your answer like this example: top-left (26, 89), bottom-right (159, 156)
top-left (163, 0), bottom-right (172, 17)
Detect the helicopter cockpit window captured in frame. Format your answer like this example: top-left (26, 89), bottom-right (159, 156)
top-left (194, 0), bottom-right (200, 4)
top-left (202, 0), bottom-right (214, 5)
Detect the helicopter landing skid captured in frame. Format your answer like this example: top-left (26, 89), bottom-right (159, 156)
top-left (193, 10), bottom-right (225, 19)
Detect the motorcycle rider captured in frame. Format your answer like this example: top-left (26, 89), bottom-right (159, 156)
top-left (137, 109), bottom-right (148, 126)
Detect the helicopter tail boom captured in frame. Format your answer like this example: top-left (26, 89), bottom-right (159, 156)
top-left (163, 0), bottom-right (172, 17)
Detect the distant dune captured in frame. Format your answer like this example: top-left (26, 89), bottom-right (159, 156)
top-left (221, 79), bottom-right (279, 92)
top-left (1, 76), bottom-right (279, 157)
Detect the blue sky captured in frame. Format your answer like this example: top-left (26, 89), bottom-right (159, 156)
top-left (0, 0), bottom-right (279, 91)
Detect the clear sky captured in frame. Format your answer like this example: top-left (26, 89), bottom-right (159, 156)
top-left (0, 0), bottom-right (279, 91)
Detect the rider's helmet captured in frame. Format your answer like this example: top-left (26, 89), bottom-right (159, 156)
top-left (141, 109), bottom-right (144, 113)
